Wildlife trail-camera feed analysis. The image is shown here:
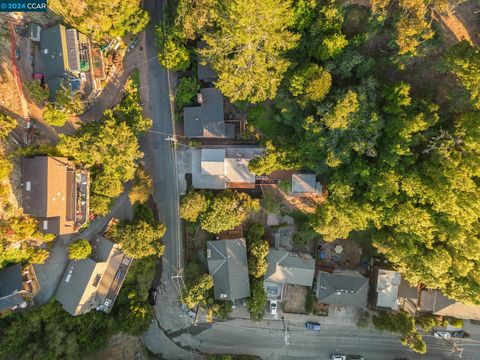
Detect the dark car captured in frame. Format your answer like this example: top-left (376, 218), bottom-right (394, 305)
top-left (148, 288), bottom-right (157, 305)
top-left (348, 356), bottom-right (365, 360)
top-left (305, 321), bottom-right (321, 331)
top-left (452, 330), bottom-right (469, 338)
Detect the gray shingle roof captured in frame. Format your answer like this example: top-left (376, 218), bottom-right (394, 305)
top-left (375, 269), bottom-right (401, 310)
top-left (184, 88), bottom-right (225, 138)
top-left (207, 239), bottom-right (250, 301)
top-left (41, 24), bottom-right (69, 100)
top-left (264, 249), bottom-right (315, 287)
top-left (316, 270), bottom-right (369, 308)
top-left (292, 174), bottom-right (316, 193)
top-left (0, 264), bottom-right (25, 311)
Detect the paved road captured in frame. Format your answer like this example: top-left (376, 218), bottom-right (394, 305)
top-left (173, 319), bottom-right (480, 360)
top-left (139, 0), bottom-right (183, 291)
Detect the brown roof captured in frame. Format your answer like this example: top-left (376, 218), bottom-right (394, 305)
top-left (22, 156), bottom-right (76, 235)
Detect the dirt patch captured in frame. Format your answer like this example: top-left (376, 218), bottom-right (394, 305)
top-left (87, 333), bottom-right (152, 360)
top-left (318, 239), bottom-right (362, 269)
top-left (260, 185), bottom-right (326, 215)
top-left (282, 284), bottom-right (308, 314)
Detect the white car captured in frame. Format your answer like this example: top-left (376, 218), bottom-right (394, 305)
top-left (331, 355), bottom-right (346, 360)
top-left (434, 331), bottom-right (451, 339)
top-left (270, 300), bottom-right (278, 315)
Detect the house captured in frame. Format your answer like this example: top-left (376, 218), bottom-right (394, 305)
top-left (56, 235), bottom-right (132, 316)
top-left (192, 147), bottom-right (262, 189)
top-left (373, 269), bottom-right (401, 310)
top-left (316, 270), bottom-right (369, 308)
top-left (396, 276), bottom-right (480, 320)
top-left (197, 41), bottom-right (217, 83)
top-left (207, 239), bottom-right (250, 301)
top-left (22, 156), bottom-right (90, 235)
top-left (291, 173), bottom-right (322, 194)
top-left (0, 264), bottom-right (40, 313)
top-left (264, 249), bottom-right (315, 301)
top-left (184, 88), bottom-right (235, 138)
top-left (29, 23), bottom-right (41, 42)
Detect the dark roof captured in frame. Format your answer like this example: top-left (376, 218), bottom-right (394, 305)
top-left (197, 41), bottom-right (217, 83)
top-left (184, 88), bottom-right (225, 138)
top-left (316, 270), bottom-right (369, 308)
top-left (65, 29), bottom-right (80, 72)
top-left (207, 239), bottom-right (250, 301)
top-left (90, 235), bottom-right (115, 262)
top-left (0, 264), bottom-right (25, 311)
top-left (22, 156), bottom-right (76, 235)
top-left (397, 278), bottom-right (419, 301)
top-left (41, 24), bottom-right (69, 100)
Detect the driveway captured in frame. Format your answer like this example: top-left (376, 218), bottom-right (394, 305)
top-left (33, 189), bottom-right (132, 306)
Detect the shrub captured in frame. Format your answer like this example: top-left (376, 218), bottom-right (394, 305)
top-left (25, 80), bottom-right (49, 105)
top-left (305, 291), bottom-right (315, 314)
top-left (175, 77), bottom-right (200, 108)
top-left (42, 103), bottom-right (68, 127)
top-left (89, 194), bottom-right (113, 216)
top-left (129, 167), bottom-right (153, 204)
top-left (68, 239), bottom-right (92, 260)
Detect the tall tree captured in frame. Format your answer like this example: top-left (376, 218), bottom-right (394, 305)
top-left (199, 0), bottom-right (300, 102)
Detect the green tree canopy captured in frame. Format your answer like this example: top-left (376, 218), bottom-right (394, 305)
top-left (68, 239), bottom-right (92, 260)
top-left (246, 224), bottom-right (269, 278)
top-left (181, 273), bottom-right (214, 309)
top-left (246, 278), bottom-right (267, 321)
top-left (200, 190), bottom-right (259, 234)
top-left (24, 80), bottom-right (48, 105)
top-left (180, 190), bottom-right (211, 223)
top-left (175, 77), bottom-right (200, 108)
top-left (0, 114), bottom-right (16, 139)
top-left (42, 103), bottom-right (69, 127)
top-left (199, 0), bottom-right (300, 102)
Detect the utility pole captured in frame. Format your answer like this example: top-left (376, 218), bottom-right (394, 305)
top-left (281, 316), bottom-right (290, 346)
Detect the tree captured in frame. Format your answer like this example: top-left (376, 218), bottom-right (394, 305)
top-left (89, 194), bottom-right (113, 216)
top-left (29, 248), bottom-right (50, 264)
top-left (49, 0), bottom-right (149, 41)
top-left (68, 239), bottom-right (92, 260)
top-left (289, 63), bottom-right (332, 103)
top-left (156, 26), bottom-right (191, 71)
top-left (248, 140), bottom-right (297, 175)
top-left (129, 167), bottom-right (153, 204)
top-left (0, 158), bottom-right (13, 180)
top-left (111, 219), bottom-right (166, 258)
top-left (246, 224), bottom-right (269, 278)
top-left (55, 85), bottom-right (85, 114)
top-left (25, 80), bottom-right (49, 105)
top-left (246, 278), bottom-right (267, 321)
top-left (0, 113), bottom-right (16, 139)
top-left (199, 0), bottom-right (300, 102)
top-left (175, 77), bottom-right (200, 108)
top-left (181, 273), bottom-right (214, 308)
top-left (200, 190), bottom-right (259, 234)
top-left (444, 41), bottom-right (480, 109)
top-left (175, 0), bottom-right (218, 40)
top-left (180, 190), bottom-right (210, 222)
top-left (42, 103), bottom-right (68, 127)
top-left (0, 216), bottom-right (54, 244)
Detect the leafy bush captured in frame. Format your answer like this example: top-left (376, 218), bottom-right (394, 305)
top-left (176, 77), bottom-right (200, 108)
top-left (129, 167), bottom-right (153, 204)
top-left (156, 26), bottom-right (190, 71)
top-left (42, 103), bottom-right (68, 127)
top-left (180, 190), bottom-right (211, 222)
top-left (181, 273), bottom-right (214, 308)
top-left (246, 224), bottom-right (269, 278)
top-left (0, 113), bottom-right (17, 139)
top-left (305, 291), bottom-right (315, 314)
top-left (247, 278), bottom-right (267, 321)
top-left (68, 239), bottom-right (92, 260)
top-left (89, 194), bottom-right (113, 217)
top-left (25, 80), bottom-right (49, 105)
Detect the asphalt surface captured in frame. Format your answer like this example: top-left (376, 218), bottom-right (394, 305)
top-left (174, 320), bottom-right (480, 360)
top-left (139, 0), bottom-right (183, 290)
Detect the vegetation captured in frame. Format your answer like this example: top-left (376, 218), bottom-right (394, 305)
top-left (246, 224), bottom-right (269, 278)
top-left (200, 191), bottom-right (259, 234)
top-left (180, 190), bottom-right (211, 223)
top-left (372, 312), bottom-right (426, 354)
top-left (42, 103), bottom-right (69, 127)
top-left (0, 114), bottom-right (16, 139)
top-left (246, 278), bottom-right (267, 321)
top-left (305, 291), bottom-right (315, 314)
top-left (175, 77), bottom-right (200, 108)
top-left (24, 80), bottom-right (48, 105)
top-left (68, 239), bottom-right (92, 260)
top-left (181, 273), bottom-right (214, 309)
top-left (129, 167), bottom-right (153, 204)
top-left (49, 0), bottom-right (149, 41)
top-left (156, 26), bottom-right (191, 71)
top-left (55, 85), bottom-right (85, 115)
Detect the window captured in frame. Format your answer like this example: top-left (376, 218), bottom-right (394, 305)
top-left (26, 181), bottom-right (31, 191)
top-left (43, 220), bottom-right (48, 229)
top-left (207, 249), bottom-right (211, 258)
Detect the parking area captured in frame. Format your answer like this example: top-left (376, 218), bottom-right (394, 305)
top-left (282, 284), bottom-right (308, 314)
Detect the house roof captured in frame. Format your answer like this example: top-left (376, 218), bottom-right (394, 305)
top-left (264, 249), bottom-right (315, 287)
top-left (418, 289), bottom-right (480, 320)
top-left (316, 270), bottom-right (369, 308)
top-left (197, 41), bottom-right (217, 83)
top-left (22, 156), bottom-right (76, 235)
top-left (397, 277), bottom-right (419, 302)
top-left (192, 147), bottom-right (262, 190)
top-left (65, 29), bottom-right (80, 72)
top-left (41, 24), bottom-right (69, 100)
top-left (292, 174), bottom-right (317, 193)
top-left (0, 264), bottom-right (25, 311)
top-left (184, 88), bottom-right (225, 138)
top-left (207, 239), bottom-right (250, 301)
top-left (375, 269), bottom-right (401, 310)
top-left (55, 236), bottom-right (126, 316)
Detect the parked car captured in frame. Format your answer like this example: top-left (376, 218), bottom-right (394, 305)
top-left (15, 48), bottom-right (21, 60)
top-left (305, 321), bottom-right (321, 331)
top-left (452, 330), bottom-right (468, 338)
top-left (348, 356), bottom-right (365, 360)
top-left (331, 355), bottom-right (346, 360)
top-left (434, 331), bottom-right (451, 339)
top-left (270, 300), bottom-right (278, 315)
top-left (180, 303), bottom-right (196, 318)
top-left (148, 288), bottom-right (157, 305)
